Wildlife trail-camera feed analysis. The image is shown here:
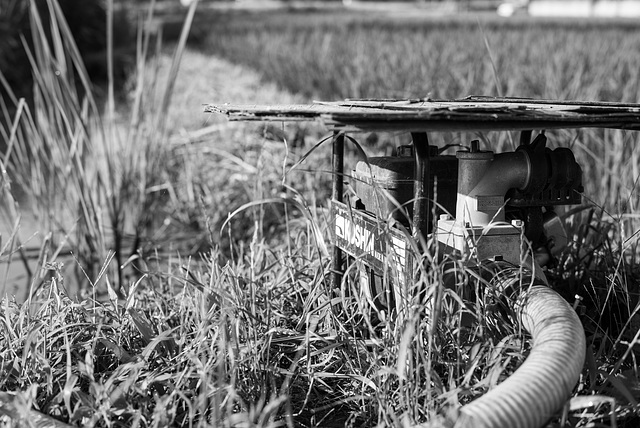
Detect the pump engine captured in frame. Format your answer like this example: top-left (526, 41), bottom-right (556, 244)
top-left (338, 132), bottom-right (583, 309)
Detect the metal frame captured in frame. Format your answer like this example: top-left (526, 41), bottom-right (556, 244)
top-left (330, 130), bottom-right (435, 287)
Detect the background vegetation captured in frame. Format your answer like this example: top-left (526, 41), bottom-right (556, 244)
top-left (204, 12), bottom-right (640, 102)
top-left (1, 1), bottom-right (640, 427)
top-left (0, 0), bottom-right (133, 106)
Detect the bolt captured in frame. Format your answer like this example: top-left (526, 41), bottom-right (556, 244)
top-left (470, 140), bottom-right (480, 152)
top-left (494, 255), bottom-right (504, 262)
top-left (439, 214), bottom-right (451, 221)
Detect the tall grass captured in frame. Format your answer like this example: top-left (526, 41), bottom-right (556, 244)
top-left (1, 0), bottom-right (199, 292)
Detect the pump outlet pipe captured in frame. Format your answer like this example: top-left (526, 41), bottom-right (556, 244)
top-left (454, 267), bottom-right (586, 428)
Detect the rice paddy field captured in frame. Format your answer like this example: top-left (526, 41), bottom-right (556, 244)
top-left (2, 1), bottom-right (640, 426)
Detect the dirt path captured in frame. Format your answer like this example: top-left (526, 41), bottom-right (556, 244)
top-left (164, 50), bottom-right (306, 132)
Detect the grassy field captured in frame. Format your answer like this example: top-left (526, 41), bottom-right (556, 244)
top-left (202, 12), bottom-right (640, 101)
top-left (1, 2), bottom-right (640, 427)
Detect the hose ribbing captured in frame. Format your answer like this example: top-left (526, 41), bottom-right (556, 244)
top-left (455, 284), bottom-right (586, 428)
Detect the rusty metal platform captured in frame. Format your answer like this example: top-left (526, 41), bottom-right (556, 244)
top-left (205, 96), bottom-right (640, 132)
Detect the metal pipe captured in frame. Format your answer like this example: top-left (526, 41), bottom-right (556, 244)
top-left (454, 268), bottom-right (586, 428)
top-left (456, 150), bottom-right (530, 225)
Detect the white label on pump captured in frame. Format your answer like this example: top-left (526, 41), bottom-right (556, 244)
top-left (475, 195), bottom-right (505, 211)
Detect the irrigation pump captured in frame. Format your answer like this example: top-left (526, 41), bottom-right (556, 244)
top-left (207, 96), bottom-right (640, 428)
top-left (440, 133), bottom-right (581, 264)
top-left (351, 131), bottom-right (583, 279)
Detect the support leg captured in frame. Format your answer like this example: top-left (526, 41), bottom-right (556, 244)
top-left (411, 132), bottom-right (431, 242)
top-left (331, 131), bottom-right (345, 289)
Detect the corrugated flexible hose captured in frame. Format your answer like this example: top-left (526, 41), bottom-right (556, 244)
top-left (454, 266), bottom-right (586, 428)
